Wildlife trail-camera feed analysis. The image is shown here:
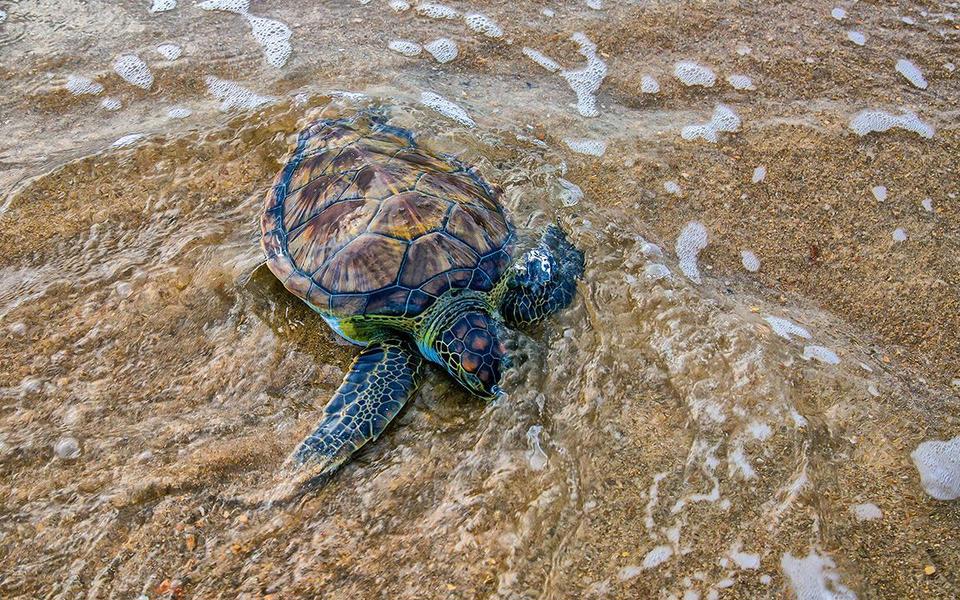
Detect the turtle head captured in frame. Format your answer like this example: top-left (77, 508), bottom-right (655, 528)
top-left (432, 310), bottom-right (510, 399)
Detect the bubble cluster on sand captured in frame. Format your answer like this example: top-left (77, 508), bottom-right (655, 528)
top-left (527, 33), bottom-right (607, 117)
top-left (681, 104), bottom-right (741, 143)
top-left (156, 43), bottom-right (182, 60)
top-left (641, 75), bottom-right (660, 94)
top-left (247, 16), bottom-right (293, 67)
top-left (0, 8), bottom-right (7, 23)
top-left (764, 316), bottom-right (811, 340)
top-left (416, 2), bottom-right (459, 19)
top-left (586, 0), bottom-right (602, 9)
top-left (556, 178), bottom-right (584, 207)
top-left (101, 97), bottom-right (121, 111)
top-left (676, 221), bottom-right (708, 283)
top-left (895, 59), bottom-right (927, 89)
top-left (167, 106), bottom-right (192, 119)
top-left (522, 48), bottom-right (561, 72)
top-left (674, 61), bottom-right (716, 87)
top-left (645, 263), bottom-right (671, 280)
top-left (150, 0), bottom-right (176, 13)
top-left (642, 545), bottom-right (673, 569)
top-left (849, 109), bottom-right (934, 138)
top-left (66, 75), bottom-right (103, 95)
top-left (424, 38), bottom-right (458, 63)
top-left (389, 0), bottom-right (410, 11)
top-left (526, 425), bottom-right (547, 470)
top-left (740, 250), bottom-right (760, 272)
top-left (664, 180), bottom-right (681, 195)
top-left (388, 40), bottom-right (422, 57)
top-left (54, 436), bottom-right (81, 459)
top-left (781, 551), bottom-right (856, 600)
top-left (563, 138), bottom-right (606, 157)
top-left (831, 7), bottom-right (846, 20)
top-left (847, 31), bottom-right (866, 45)
top-left (205, 76), bottom-right (275, 110)
top-left (871, 185), bottom-right (887, 201)
top-left (892, 227), bottom-right (907, 242)
top-left (911, 436), bottom-right (960, 500)
top-left (114, 54), bottom-right (154, 89)
top-left (727, 74), bottom-right (755, 90)
top-left (111, 133), bottom-right (145, 148)
top-left (802, 345), bottom-right (840, 364)
top-left (464, 13), bottom-right (503, 38)
top-left (420, 91), bottom-right (475, 127)
top-left (198, 0), bottom-right (248, 13)
top-left (752, 165), bottom-right (766, 183)
top-left (922, 198), bottom-right (933, 212)
top-left (851, 503), bottom-right (883, 521)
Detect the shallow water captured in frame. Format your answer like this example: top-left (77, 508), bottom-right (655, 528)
top-left (1, 1), bottom-right (959, 599)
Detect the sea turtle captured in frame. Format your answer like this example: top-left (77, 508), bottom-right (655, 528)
top-left (261, 111), bottom-right (584, 483)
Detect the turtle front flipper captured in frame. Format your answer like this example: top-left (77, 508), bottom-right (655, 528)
top-left (288, 337), bottom-right (423, 486)
top-left (498, 225), bottom-right (585, 328)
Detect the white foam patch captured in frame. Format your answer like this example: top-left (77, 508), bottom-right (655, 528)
top-left (645, 263), bottom-right (671, 280)
top-left (642, 545), bottom-right (673, 569)
top-left (112, 133), bottom-right (145, 148)
top-left (731, 550), bottom-right (760, 570)
top-left (586, 0), bottom-right (602, 8)
top-left (740, 250), bottom-right (760, 272)
top-left (66, 75), bottom-right (103, 95)
top-left (101, 97), bottom-right (121, 111)
top-left (748, 421), bottom-right (772, 441)
top-left (205, 76), bottom-right (275, 110)
top-left (0, 8), bottom-right (7, 23)
top-left (564, 138), bottom-right (606, 157)
top-left (246, 15), bottom-right (292, 68)
top-left (156, 43), bottom-right (182, 60)
top-left (561, 33), bottom-right (607, 117)
top-left (727, 74), bottom-right (755, 90)
top-left (892, 227), bottom-right (907, 242)
top-left (388, 40), bottom-right (422, 57)
top-left (871, 185), bottom-right (887, 201)
top-left (420, 91), bottom-right (475, 127)
top-left (846, 31), bottom-right (866, 45)
top-left (556, 178), bottom-right (584, 207)
top-left (911, 436), bottom-right (960, 500)
top-left (617, 565), bottom-right (642, 581)
top-left (664, 180), bottom-right (681, 195)
top-left (831, 7), bottom-right (846, 20)
top-left (674, 61), bottom-right (716, 87)
top-left (641, 242), bottom-right (662, 257)
top-left (752, 165), bottom-right (767, 183)
top-left (198, 0), bottom-right (249, 14)
top-left (922, 198), bottom-right (933, 212)
top-left (541, 7), bottom-right (555, 17)
top-left (150, 0), bottom-right (176, 13)
top-left (167, 106), bottom-right (192, 118)
top-left (764, 316), bottom-right (811, 340)
top-left (641, 75), bottom-right (660, 94)
top-left (523, 48), bottom-right (561, 72)
top-left (526, 425), bottom-right (547, 470)
top-left (424, 38), bottom-right (458, 63)
top-left (681, 104), bottom-right (741, 143)
top-left (464, 13), bottom-right (503, 38)
top-left (849, 109), bottom-right (934, 138)
top-left (389, 0), bottom-right (411, 11)
top-left (781, 551), bottom-right (857, 600)
top-left (54, 437), bottom-right (81, 459)
top-left (416, 2), bottom-right (459, 19)
top-left (729, 444), bottom-right (756, 479)
top-left (114, 54), bottom-right (154, 89)
top-left (895, 59), bottom-right (927, 89)
top-left (676, 221), bottom-right (708, 284)
top-left (802, 345), bottom-right (840, 365)
top-left (851, 503), bottom-right (883, 521)
top-left (901, 16), bottom-right (916, 25)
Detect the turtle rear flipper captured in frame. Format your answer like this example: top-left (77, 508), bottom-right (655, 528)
top-left (288, 337), bottom-right (423, 488)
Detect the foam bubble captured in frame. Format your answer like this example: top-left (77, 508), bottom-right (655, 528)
top-left (871, 185), bottom-right (887, 201)
top-left (424, 38), bottom-right (458, 63)
top-left (198, 0), bottom-right (249, 14)
top-left (205, 76), bottom-right (275, 110)
top-left (846, 30), bottom-right (866, 45)
top-left (541, 8), bottom-right (555, 17)
top-left (802, 345), bottom-right (840, 365)
top-left (748, 421), bottom-right (772, 440)
top-left (764, 316), bottom-right (812, 340)
top-left (556, 178), bottom-right (584, 207)
top-left (740, 250), bottom-right (760, 272)
top-left (0, 8), bottom-right (6, 23)
top-left (389, 0), bottom-right (410, 11)
top-left (911, 436), bottom-right (960, 500)
top-left (851, 503), bottom-right (883, 521)
top-left (664, 180), bottom-right (681, 195)
top-left (526, 425), bottom-right (547, 470)
top-left (641, 243), bottom-right (663, 258)
top-left (464, 13), bottom-right (503, 38)
top-left (849, 109), bottom-right (934, 138)
top-left (727, 74), bottom-right (755, 90)
top-left (618, 565), bottom-right (642, 581)
top-left (586, 0), bottom-right (602, 8)
top-left (674, 61), bottom-right (716, 87)
top-left (752, 165), bottom-right (766, 183)
top-left (156, 43), bottom-right (182, 60)
top-left (114, 54), bottom-right (154, 89)
top-left (892, 227), bottom-right (907, 242)
top-left (420, 91), bottom-right (475, 127)
top-left (561, 33), bottom-right (607, 117)
top-left (645, 263), bottom-right (671, 280)
top-left (112, 133), bottom-right (145, 148)
top-left (895, 59), bottom-right (927, 89)
top-left (831, 7), bottom-right (846, 20)
top-left (736, 45), bottom-right (752, 55)
top-left (781, 551), bottom-right (856, 600)
top-left (922, 198), bottom-right (933, 212)
top-left (563, 138), bottom-right (606, 157)
top-left (101, 97), bottom-right (121, 111)
top-left (167, 106), bottom-right (192, 118)
top-left (54, 437), bottom-right (81, 459)
top-left (66, 75), bottom-right (103, 95)
top-left (416, 2), bottom-right (459, 19)
top-left (640, 75), bottom-right (660, 94)
top-left (642, 545), bottom-right (673, 569)
top-left (388, 40), bottom-right (422, 57)
top-left (681, 104), bottom-right (741, 143)
top-left (247, 15), bottom-right (292, 67)
top-left (901, 16), bottom-right (916, 25)
top-left (150, 0), bottom-right (176, 13)
top-left (522, 48), bottom-right (561, 72)
top-left (676, 221), bottom-right (708, 284)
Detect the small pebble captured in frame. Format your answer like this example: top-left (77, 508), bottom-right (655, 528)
top-left (54, 437), bottom-right (81, 459)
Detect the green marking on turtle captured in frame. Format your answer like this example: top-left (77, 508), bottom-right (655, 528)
top-left (261, 110), bottom-right (585, 486)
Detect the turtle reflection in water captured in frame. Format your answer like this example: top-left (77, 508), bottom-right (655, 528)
top-left (260, 111), bottom-right (584, 487)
